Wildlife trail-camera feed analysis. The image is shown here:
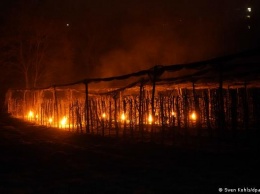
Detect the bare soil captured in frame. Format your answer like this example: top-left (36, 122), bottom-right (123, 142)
top-left (0, 113), bottom-right (259, 194)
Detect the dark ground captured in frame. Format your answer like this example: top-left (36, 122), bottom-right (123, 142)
top-left (0, 113), bottom-right (259, 194)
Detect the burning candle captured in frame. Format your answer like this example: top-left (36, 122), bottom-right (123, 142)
top-left (148, 114), bottom-right (153, 124)
top-left (60, 116), bottom-right (67, 128)
top-left (121, 113), bottom-right (126, 121)
top-left (27, 111), bottom-right (34, 120)
top-left (190, 112), bottom-right (197, 121)
top-left (48, 117), bottom-right (53, 124)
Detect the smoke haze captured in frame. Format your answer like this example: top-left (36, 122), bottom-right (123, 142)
top-left (1, 0), bottom-right (260, 87)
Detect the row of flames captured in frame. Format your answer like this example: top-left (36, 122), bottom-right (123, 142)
top-left (27, 110), bottom-right (197, 129)
top-left (27, 110), bottom-right (68, 128)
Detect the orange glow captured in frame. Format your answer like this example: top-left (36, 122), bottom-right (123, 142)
top-left (102, 113), bottom-right (106, 119)
top-left (148, 114), bottom-right (153, 124)
top-left (190, 112), bottom-right (197, 121)
top-left (60, 116), bottom-right (67, 128)
top-left (171, 111), bottom-right (176, 116)
top-left (48, 117), bottom-right (53, 124)
top-left (121, 113), bottom-right (126, 121)
top-left (27, 111), bottom-right (34, 119)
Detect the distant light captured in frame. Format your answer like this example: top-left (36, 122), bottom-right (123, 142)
top-left (121, 113), bottom-right (126, 121)
top-left (190, 112), bottom-right (197, 121)
top-left (48, 117), bottom-right (53, 124)
top-left (102, 113), bottom-right (106, 119)
top-left (27, 110), bottom-right (34, 119)
top-left (60, 116), bottom-right (67, 128)
top-left (66, 23), bottom-right (70, 27)
top-left (248, 25), bottom-right (251, 30)
top-left (247, 7), bottom-right (251, 12)
top-left (246, 15), bottom-right (251, 18)
top-left (148, 114), bottom-right (153, 124)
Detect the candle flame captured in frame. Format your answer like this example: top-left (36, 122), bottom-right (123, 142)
top-left (48, 117), bottom-right (53, 124)
top-left (27, 111), bottom-right (34, 119)
top-left (190, 112), bottom-right (197, 121)
top-left (60, 116), bottom-right (67, 128)
top-left (121, 113), bottom-right (126, 121)
top-left (148, 114), bottom-right (153, 124)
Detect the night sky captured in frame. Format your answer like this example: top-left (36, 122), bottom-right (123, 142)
top-left (0, 0), bottom-right (260, 89)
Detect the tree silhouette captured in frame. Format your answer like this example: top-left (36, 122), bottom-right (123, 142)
top-left (17, 21), bottom-right (50, 88)
top-left (0, 1), bottom-right (65, 88)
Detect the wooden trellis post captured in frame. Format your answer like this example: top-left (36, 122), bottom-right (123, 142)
top-left (151, 75), bottom-right (156, 140)
top-left (170, 95), bottom-right (176, 141)
top-left (84, 80), bottom-right (90, 134)
top-left (183, 88), bottom-right (189, 136)
top-left (139, 79), bottom-right (144, 140)
top-left (123, 99), bottom-right (126, 138)
top-left (94, 100), bottom-right (99, 134)
top-left (203, 89), bottom-right (212, 137)
top-left (243, 83), bottom-right (249, 132)
top-left (159, 94), bottom-right (165, 144)
top-left (218, 64), bottom-right (225, 136)
top-left (89, 100), bottom-right (94, 133)
top-left (129, 98), bottom-right (134, 139)
top-left (40, 101), bottom-right (43, 125)
top-left (101, 99), bottom-right (105, 137)
top-left (230, 88), bottom-right (237, 136)
top-left (109, 99), bottom-right (112, 136)
top-left (113, 93), bottom-right (119, 137)
top-left (53, 86), bottom-right (59, 128)
top-left (192, 82), bottom-right (201, 136)
top-left (176, 95), bottom-right (181, 131)
top-left (149, 65), bottom-right (164, 141)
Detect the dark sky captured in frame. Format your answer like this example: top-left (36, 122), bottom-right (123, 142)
top-left (1, 0), bottom-right (260, 87)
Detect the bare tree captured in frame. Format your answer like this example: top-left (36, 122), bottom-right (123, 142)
top-left (1, 14), bottom-right (56, 88)
top-left (17, 25), bottom-right (49, 88)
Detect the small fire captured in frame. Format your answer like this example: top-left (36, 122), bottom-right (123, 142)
top-left (121, 113), bottom-right (126, 121)
top-left (60, 116), bottom-right (67, 128)
top-left (48, 117), bottom-right (53, 124)
top-left (27, 111), bottom-right (34, 119)
top-left (102, 113), bottom-right (106, 119)
top-left (148, 114), bottom-right (153, 124)
top-left (190, 112), bottom-right (197, 121)
top-left (171, 111), bottom-right (176, 117)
